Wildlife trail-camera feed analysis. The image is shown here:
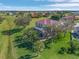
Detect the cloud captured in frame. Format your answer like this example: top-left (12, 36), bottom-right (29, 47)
top-left (41, 3), bottom-right (79, 11)
top-left (33, 0), bottom-right (67, 2)
top-left (47, 0), bottom-right (66, 2)
top-left (0, 2), bottom-right (79, 11)
top-left (33, 0), bottom-right (79, 2)
top-left (33, 0), bottom-right (45, 1)
top-left (47, 3), bottom-right (79, 7)
top-left (70, 0), bottom-right (79, 2)
top-left (49, 0), bottom-right (79, 2)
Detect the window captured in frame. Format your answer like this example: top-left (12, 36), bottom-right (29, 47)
top-left (39, 24), bottom-right (42, 28)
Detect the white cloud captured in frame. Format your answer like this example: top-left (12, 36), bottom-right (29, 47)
top-left (0, 2), bottom-right (79, 11)
top-left (48, 0), bottom-right (79, 2)
top-left (47, 3), bottom-right (79, 7)
top-left (48, 0), bottom-right (66, 2)
top-left (70, 0), bottom-right (79, 2)
top-left (33, 0), bottom-right (45, 1)
top-left (33, 0), bottom-right (79, 2)
top-left (33, 0), bottom-right (67, 2)
top-left (42, 3), bottom-right (79, 11)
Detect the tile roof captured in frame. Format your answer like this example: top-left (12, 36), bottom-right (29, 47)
top-left (37, 19), bottom-right (58, 26)
top-left (62, 16), bottom-right (75, 20)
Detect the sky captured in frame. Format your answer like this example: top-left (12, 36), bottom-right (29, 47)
top-left (0, 0), bottom-right (79, 11)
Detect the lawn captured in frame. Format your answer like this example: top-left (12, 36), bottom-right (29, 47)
top-left (14, 17), bottom-right (49, 58)
top-left (14, 17), bottom-right (79, 59)
top-left (0, 15), bottom-right (17, 59)
top-left (0, 14), bottom-right (79, 59)
top-left (34, 33), bottom-right (79, 59)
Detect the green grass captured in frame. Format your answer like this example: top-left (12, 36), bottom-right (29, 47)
top-left (34, 33), bottom-right (79, 59)
top-left (15, 16), bottom-right (79, 59)
top-left (0, 15), bottom-right (17, 59)
top-left (0, 15), bottom-right (79, 59)
top-left (15, 17), bottom-right (48, 58)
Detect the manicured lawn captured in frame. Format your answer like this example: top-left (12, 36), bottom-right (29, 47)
top-left (15, 17), bottom-right (79, 59)
top-left (0, 15), bottom-right (79, 59)
top-left (0, 15), bottom-right (17, 59)
top-left (34, 33), bottom-right (79, 59)
top-left (15, 17), bottom-right (49, 58)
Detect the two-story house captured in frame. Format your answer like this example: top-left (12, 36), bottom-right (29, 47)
top-left (34, 19), bottom-right (58, 38)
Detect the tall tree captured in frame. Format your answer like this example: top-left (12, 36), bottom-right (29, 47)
top-left (14, 13), bottom-right (32, 27)
top-left (14, 28), bottom-right (43, 52)
top-left (0, 16), bottom-right (5, 24)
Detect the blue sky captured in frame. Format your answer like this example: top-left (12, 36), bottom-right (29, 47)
top-left (0, 0), bottom-right (79, 11)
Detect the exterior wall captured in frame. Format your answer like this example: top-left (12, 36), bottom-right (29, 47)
top-left (35, 19), bottom-right (59, 39)
top-left (72, 27), bottom-right (79, 39)
top-left (34, 27), bottom-right (47, 39)
top-left (74, 27), bottom-right (79, 34)
top-left (35, 23), bottom-right (51, 39)
top-left (36, 22), bottom-right (42, 28)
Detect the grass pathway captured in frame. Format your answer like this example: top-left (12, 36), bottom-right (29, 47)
top-left (6, 36), bottom-right (17, 59)
top-left (15, 17), bottom-right (48, 58)
top-left (0, 35), bottom-right (17, 59)
top-left (0, 16), bottom-right (48, 59)
top-left (0, 36), bottom-right (9, 59)
top-left (0, 16), bottom-right (17, 59)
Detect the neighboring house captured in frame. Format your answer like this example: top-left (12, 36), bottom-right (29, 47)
top-left (60, 16), bottom-right (75, 23)
top-left (42, 12), bottom-right (49, 17)
top-left (59, 16), bottom-right (75, 28)
top-left (34, 16), bottom-right (75, 39)
top-left (75, 16), bottom-right (79, 20)
top-left (72, 12), bottom-right (79, 20)
top-left (31, 12), bottom-right (39, 18)
top-left (34, 19), bottom-right (58, 38)
top-left (36, 19), bottom-right (58, 27)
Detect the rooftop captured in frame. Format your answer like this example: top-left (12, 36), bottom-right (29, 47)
top-left (36, 19), bottom-right (58, 26)
top-left (62, 16), bottom-right (75, 20)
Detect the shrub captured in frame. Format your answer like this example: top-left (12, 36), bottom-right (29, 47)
top-left (58, 47), bottom-right (66, 54)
